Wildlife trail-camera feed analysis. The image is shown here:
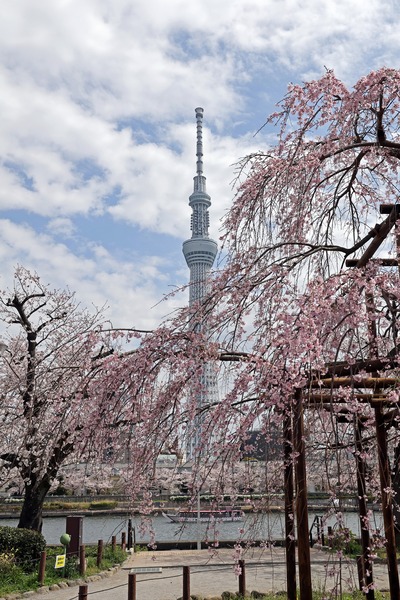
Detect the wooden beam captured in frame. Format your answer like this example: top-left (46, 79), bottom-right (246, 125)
top-left (380, 204), bottom-right (400, 214)
top-left (307, 393), bottom-right (380, 403)
top-left (354, 207), bottom-right (399, 268)
top-left (312, 377), bottom-right (399, 389)
top-left (346, 258), bottom-right (399, 267)
top-left (319, 356), bottom-right (398, 379)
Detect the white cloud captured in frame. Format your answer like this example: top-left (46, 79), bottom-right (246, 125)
top-left (108, 123), bottom-right (260, 240)
top-left (0, 0), bottom-right (398, 329)
top-left (46, 218), bottom-right (76, 237)
top-left (0, 220), bottom-right (180, 329)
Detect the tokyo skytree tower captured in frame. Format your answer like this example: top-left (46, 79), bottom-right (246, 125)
top-left (182, 108), bottom-right (219, 461)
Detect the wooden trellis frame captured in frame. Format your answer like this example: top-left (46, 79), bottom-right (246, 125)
top-left (289, 203), bottom-right (400, 600)
top-left (219, 203), bottom-right (400, 600)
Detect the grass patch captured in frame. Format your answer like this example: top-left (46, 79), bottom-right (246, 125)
top-left (43, 501), bottom-right (91, 510)
top-left (0, 544), bottom-right (126, 596)
top-left (43, 499), bottom-right (118, 511)
top-left (88, 500), bottom-right (118, 510)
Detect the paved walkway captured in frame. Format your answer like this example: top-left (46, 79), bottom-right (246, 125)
top-left (31, 547), bottom-right (391, 600)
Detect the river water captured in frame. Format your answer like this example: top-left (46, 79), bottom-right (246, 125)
top-left (0, 510), bottom-right (384, 546)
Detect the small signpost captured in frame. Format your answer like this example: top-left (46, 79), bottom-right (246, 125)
top-left (57, 533), bottom-right (71, 577)
top-left (54, 554), bottom-right (66, 569)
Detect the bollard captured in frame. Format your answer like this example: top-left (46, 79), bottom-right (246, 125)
top-left (78, 584), bottom-right (88, 600)
top-left (112, 535), bottom-right (117, 553)
top-left (356, 555), bottom-right (365, 591)
top-left (128, 572), bottom-right (136, 600)
top-left (133, 527), bottom-right (136, 553)
top-left (238, 559), bottom-right (246, 597)
top-left (128, 519), bottom-right (133, 549)
top-left (38, 550), bottom-right (46, 585)
top-left (79, 544), bottom-right (86, 576)
top-left (96, 539), bottom-right (103, 567)
top-left (183, 566), bottom-right (190, 600)
top-left (327, 525), bottom-right (333, 546)
top-left (316, 516), bottom-right (322, 546)
top-left (121, 531), bottom-right (126, 551)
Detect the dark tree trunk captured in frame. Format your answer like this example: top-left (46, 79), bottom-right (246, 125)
top-left (293, 389), bottom-right (312, 600)
top-left (375, 405), bottom-right (400, 599)
top-left (18, 479), bottom-right (51, 532)
top-left (283, 410), bottom-right (296, 600)
top-left (391, 442), bottom-right (400, 548)
top-left (354, 418), bottom-right (375, 599)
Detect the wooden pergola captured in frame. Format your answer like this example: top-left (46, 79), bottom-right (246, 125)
top-left (220, 203), bottom-right (400, 599)
top-left (286, 203), bottom-right (400, 600)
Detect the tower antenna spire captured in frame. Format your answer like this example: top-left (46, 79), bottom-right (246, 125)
top-left (195, 107), bottom-right (204, 178)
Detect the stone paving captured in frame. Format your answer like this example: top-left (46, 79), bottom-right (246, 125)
top-left (2, 547), bottom-right (393, 600)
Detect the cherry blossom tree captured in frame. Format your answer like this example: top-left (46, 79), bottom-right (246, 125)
top-left (118, 71), bottom-right (400, 597)
top-left (127, 67), bottom-right (400, 481)
top-left (0, 266), bottom-right (131, 531)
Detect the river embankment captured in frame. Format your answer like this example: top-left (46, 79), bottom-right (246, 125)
top-left (0, 508), bottom-right (378, 547)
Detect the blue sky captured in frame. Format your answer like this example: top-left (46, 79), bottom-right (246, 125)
top-left (0, 0), bottom-right (399, 329)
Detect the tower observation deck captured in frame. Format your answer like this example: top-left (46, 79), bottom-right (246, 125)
top-left (182, 108), bottom-right (219, 461)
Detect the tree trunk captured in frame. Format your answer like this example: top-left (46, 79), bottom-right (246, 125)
top-left (283, 410), bottom-right (296, 600)
top-left (375, 405), bottom-right (400, 599)
top-left (354, 418), bottom-right (375, 598)
top-left (391, 442), bottom-right (400, 548)
top-left (293, 389), bottom-right (312, 600)
top-left (18, 479), bottom-right (51, 532)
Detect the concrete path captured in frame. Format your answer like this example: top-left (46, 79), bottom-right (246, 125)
top-left (31, 547), bottom-right (391, 600)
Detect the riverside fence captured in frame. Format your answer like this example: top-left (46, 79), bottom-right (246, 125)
top-left (76, 562), bottom-right (257, 600)
top-left (66, 555), bottom-right (378, 600)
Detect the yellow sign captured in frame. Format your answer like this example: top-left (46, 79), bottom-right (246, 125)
top-left (55, 554), bottom-right (66, 569)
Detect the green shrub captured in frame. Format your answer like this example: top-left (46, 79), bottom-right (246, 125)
top-left (0, 552), bottom-right (18, 576)
top-left (0, 526), bottom-right (46, 571)
top-left (0, 552), bottom-right (25, 593)
top-left (43, 499), bottom-right (118, 510)
top-left (89, 500), bottom-right (118, 510)
top-left (43, 501), bottom-right (90, 510)
top-left (328, 526), bottom-right (362, 557)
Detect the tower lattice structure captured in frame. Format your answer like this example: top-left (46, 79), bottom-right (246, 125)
top-left (182, 107), bottom-right (219, 461)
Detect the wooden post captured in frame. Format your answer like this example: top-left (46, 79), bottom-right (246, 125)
top-left (78, 584), bottom-right (88, 600)
top-left (293, 388), bottom-right (312, 600)
top-left (238, 560), bottom-right (246, 597)
top-left (112, 535), bottom-right (117, 553)
top-left (283, 409), bottom-right (297, 600)
top-left (183, 566), bottom-right (190, 600)
top-left (356, 556), bottom-right (364, 591)
top-left (128, 519), bottom-right (133, 549)
top-left (354, 418), bottom-right (375, 599)
top-left (375, 404), bottom-right (400, 600)
top-left (96, 539), bottom-right (103, 567)
top-left (128, 573), bottom-right (136, 600)
top-left (79, 544), bottom-right (86, 576)
top-left (38, 550), bottom-right (46, 585)
top-left (391, 442), bottom-right (400, 547)
top-left (121, 531), bottom-right (126, 551)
